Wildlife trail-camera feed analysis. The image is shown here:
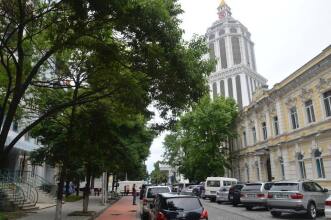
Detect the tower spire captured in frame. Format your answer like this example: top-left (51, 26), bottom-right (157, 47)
top-left (217, 0), bottom-right (231, 20)
top-left (220, 0), bottom-right (226, 6)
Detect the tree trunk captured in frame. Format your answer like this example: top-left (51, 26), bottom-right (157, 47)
top-left (82, 168), bottom-right (91, 213)
top-left (75, 179), bottom-right (80, 196)
top-left (55, 167), bottom-right (65, 220)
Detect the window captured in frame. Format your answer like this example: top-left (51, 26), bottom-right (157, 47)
top-left (279, 157), bottom-right (285, 180)
top-left (323, 90), bottom-right (331, 117)
top-left (230, 28), bottom-right (237, 33)
top-left (220, 80), bottom-right (225, 96)
top-left (252, 127), bottom-right (257, 144)
top-left (273, 116), bottom-right (279, 136)
top-left (290, 107), bottom-right (299, 129)
top-left (262, 122), bottom-right (267, 140)
top-left (305, 100), bottom-right (316, 123)
top-left (231, 36), bottom-right (241, 65)
top-left (219, 29), bottom-right (225, 36)
top-left (314, 150), bottom-right (325, 178)
top-left (207, 181), bottom-right (220, 187)
top-left (228, 78), bottom-right (233, 98)
top-left (297, 153), bottom-right (306, 179)
top-left (219, 38), bottom-right (227, 69)
top-left (212, 82), bottom-right (217, 99)
top-left (242, 131), bottom-right (247, 147)
top-left (236, 75), bottom-right (243, 109)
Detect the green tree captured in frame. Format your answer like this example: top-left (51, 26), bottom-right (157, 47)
top-left (0, 0), bottom-right (213, 167)
top-left (163, 96), bottom-right (238, 182)
top-left (150, 161), bottom-right (168, 184)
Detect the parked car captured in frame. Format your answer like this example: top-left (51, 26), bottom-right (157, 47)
top-left (140, 184), bottom-right (153, 200)
top-left (216, 186), bottom-right (232, 204)
top-left (149, 193), bottom-right (208, 220)
top-left (192, 184), bottom-right (205, 197)
top-left (181, 185), bottom-right (200, 195)
top-left (325, 195), bottom-right (331, 219)
top-left (267, 181), bottom-right (329, 219)
top-left (228, 184), bottom-right (245, 206)
top-left (241, 182), bottom-right (273, 210)
top-left (140, 186), bottom-right (171, 220)
top-left (204, 177), bottom-right (238, 202)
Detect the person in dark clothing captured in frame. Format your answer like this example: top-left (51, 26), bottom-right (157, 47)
top-left (132, 184), bottom-right (137, 205)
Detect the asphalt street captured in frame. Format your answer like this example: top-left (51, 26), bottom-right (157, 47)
top-left (201, 199), bottom-right (327, 220)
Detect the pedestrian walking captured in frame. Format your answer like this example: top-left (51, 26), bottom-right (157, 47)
top-left (132, 184), bottom-right (137, 205)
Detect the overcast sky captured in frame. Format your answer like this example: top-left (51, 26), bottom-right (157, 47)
top-left (146, 0), bottom-right (331, 173)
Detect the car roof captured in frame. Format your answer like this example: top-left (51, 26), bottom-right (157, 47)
top-left (159, 193), bottom-right (199, 198)
top-left (146, 185), bottom-right (171, 189)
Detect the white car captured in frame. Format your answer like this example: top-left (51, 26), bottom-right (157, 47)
top-left (326, 195), bottom-right (331, 219)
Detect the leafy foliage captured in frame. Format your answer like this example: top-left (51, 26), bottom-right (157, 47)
top-left (150, 161), bottom-right (168, 184)
top-left (163, 96), bottom-right (238, 182)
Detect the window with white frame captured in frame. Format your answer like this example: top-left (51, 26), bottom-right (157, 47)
top-left (262, 122), bottom-right (267, 140)
top-left (252, 127), bottom-right (257, 144)
top-left (273, 116), bottom-right (279, 136)
top-left (297, 153), bottom-right (306, 179)
top-left (242, 131), bottom-right (247, 147)
top-left (314, 150), bottom-right (325, 178)
top-left (290, 107), bottom-right (299, 129)
top-left (323, 90), bottom-right (331, 117)
top-left (305, 100), bottom-right (316, 123)
top-left (279, 157), bottom-right (285, 180)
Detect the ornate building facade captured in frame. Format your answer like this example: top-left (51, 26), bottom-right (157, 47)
top-left (207, 0), bottom-right (267, 109)
top-left (232, 45), bottom-right (331, 188)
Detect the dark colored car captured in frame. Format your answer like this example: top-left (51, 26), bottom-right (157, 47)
top-left (228, 184), bottom-right (245, 206)
top-left (149, 193), bottom-right (208, 220)
top-left (192, 185), bottom-right (205, 197)
top-left (140, 184), bottom-right (153, 200)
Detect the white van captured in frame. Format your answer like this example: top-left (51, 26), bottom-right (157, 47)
top-left (204, 177), bottom-right (238, 202)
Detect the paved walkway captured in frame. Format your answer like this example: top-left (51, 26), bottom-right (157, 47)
top-left (18, 196), bottom-right (109, 220)
top-left (96, 196), bottom-right (139, 220)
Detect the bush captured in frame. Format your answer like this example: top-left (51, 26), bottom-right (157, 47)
top-left (64, 195), bottom-right (82, 202)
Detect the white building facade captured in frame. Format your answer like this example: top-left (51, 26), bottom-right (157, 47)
top-left (207, 0), bottom-right (267, 109)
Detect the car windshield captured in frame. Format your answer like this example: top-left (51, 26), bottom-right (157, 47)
top-left (165, 198), bottom-right (202, 211)
top-left (147, 187), bottom-right (170, 198)
top-left (207, 180), bottom-right (220, 187)
top-left (242, 183), bottom-right (262, 191)
top-left (271, 183), bottom-right (299, 191)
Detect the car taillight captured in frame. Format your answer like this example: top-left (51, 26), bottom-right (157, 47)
top-left (143, 198), bottom-right (147, 206)
top-left (200, 210), bottom-right (208, 219)
top-left (267, 193), bottom-right (273, 198)
top-left (157, 212), bottom-right (167, 220)
top-left (257, 194), bottom-right (265, 198)
top-left (325, 200), bottom-right (331, 206)
top-left (290, 193), bottom-right (304, 200)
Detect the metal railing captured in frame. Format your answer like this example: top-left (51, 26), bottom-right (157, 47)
top-left (0, 170), bottom-right (39, 208)
top-left (0, 174), bottom-right (26, 209)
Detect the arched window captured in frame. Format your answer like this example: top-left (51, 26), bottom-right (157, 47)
top-left (219, 38), bottom-right (227, 69)
top-left (220, 80), bottom-right (225, 96)
top-left (323, 90), bottom-right (331, 117)
top-left (231, 36), bottom-right (241, 65)
top-left (297, 153), bottom-right (306, 179)
top-left (230, 28), bottom-right (237, 33)
top-left (228, 78), bottom-right (233, 98)
top-left (212, 82), bottom-right (217, 99)
top-left (314, 150), bottom-right (325, 178)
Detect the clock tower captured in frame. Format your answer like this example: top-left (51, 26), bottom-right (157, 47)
top-left (207, 0), bottom-right (267, 109)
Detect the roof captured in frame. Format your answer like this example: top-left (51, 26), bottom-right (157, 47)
top-left (159, 193), bottom-right (198, 198)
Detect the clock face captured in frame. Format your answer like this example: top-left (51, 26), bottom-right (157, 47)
top-left (219, 11), bottom-right (226, 19)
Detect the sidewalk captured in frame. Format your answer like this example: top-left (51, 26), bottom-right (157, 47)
top-left (96, 196), bottom-right (139, 220)
top-left (18, 196), bottom-right (108, 220)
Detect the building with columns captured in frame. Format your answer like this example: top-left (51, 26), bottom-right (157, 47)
top-left (231, 45), bottom-right (331, 188)
top-left (207, 0), bottom-right (267, 109)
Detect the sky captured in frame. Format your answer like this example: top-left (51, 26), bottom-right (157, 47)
top-left (146, 0), bottom-right (331, 173)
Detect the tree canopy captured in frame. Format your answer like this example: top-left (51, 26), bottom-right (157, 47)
top-left (163, 96), bottom-right (238, 182)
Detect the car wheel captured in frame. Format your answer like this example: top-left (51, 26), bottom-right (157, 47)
top-left (270, 211), bottom-right (281, 217)
top-left (307, 202), bottom-right (317, 219)
top-left (246, 206), bottom-right (252, 211)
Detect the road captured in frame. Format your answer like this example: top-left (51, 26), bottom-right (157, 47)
top-left (201, 200), bottom-right (327, 220)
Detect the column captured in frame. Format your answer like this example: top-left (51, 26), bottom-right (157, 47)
top-left (232, 76), bottom-right (237, 102)
top-left (226, 35), bottom-right (233, 68)
top-left (275, 98), bottom-right (284, 134)
top-left (241, 74), bottom-right (250, 106)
